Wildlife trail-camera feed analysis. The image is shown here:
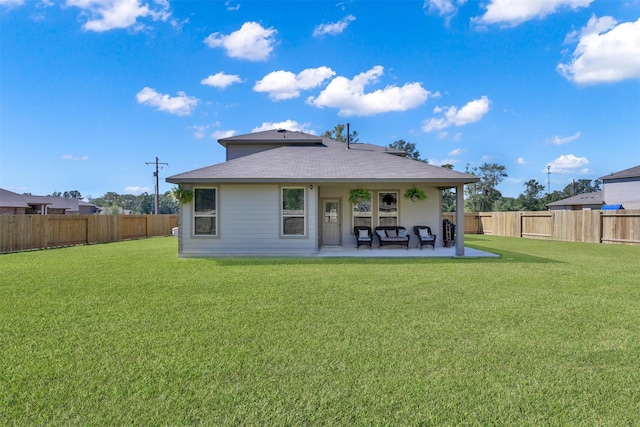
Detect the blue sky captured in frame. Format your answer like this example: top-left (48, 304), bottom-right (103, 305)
top-left (1, 0), bottom-right (639, 200)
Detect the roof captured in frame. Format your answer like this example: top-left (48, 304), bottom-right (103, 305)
top-left (0, 188), bottom-right (97, 211)
top-left (547, 191), bottom-right (604, 207)
top-left (167, 131), bottom-right (478, 185)
top-left (599, 165), bottom-right (640, 181)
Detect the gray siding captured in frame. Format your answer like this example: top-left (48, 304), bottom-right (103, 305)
top-left (605, 179), bottom-right (640, 209)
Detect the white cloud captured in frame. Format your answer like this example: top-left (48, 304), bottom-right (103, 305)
top-left (65, 0), bottom-right (171, 32)
top-left (546, 154), bottom-right (590, 174)
top-left (254, 67), bottom-right (336, 101)
top-left (189, 125), bottom-right (209, 139)
top-left (448, 148), bottom-right (466, 156)
top-left (212, 130), bottom-right (237, 139)
top-left (313, 15), bottom-right (355, 36)
top-left (558, 16), bottom-right (640, 84)
top-left (0, 0), bottom-right (25, 7)
top-left (201, 72), bottom-right (242, 89)
top-left (548, 131), bottom-right (581, 145)
top-left (204, 21), bottom-right (277, 61)
top-left (252, 120), bottom-right (316, 134)
top-left (517, 157), bottom-right (530, 164)
top-left (224, 0), bottom-right (239, 11)
top-left (62, 154), bottom-right (89, 161)
top-left (307, 66), bottom-right (433, 116)
top-left (423, 0), bottom-right (466, 20)
top-left (422, 96), bottom-right (490, 132)
top-left (124, 186), bottom-right (150, 194)
top-left (136, 87), bottom-right (198, 116)
top-left (473, 0), bottom-right (592, 27)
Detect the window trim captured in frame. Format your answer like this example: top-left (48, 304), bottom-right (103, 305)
top-left (193, 187), bottom-right (218, 237)
top-left (377, 191), bottom-right (399, 227)
top-left (281, 186), bottom-right (306, 237)
top-left (351, 190), bottom-right (373, 230)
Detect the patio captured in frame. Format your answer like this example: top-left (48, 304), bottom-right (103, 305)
top-left (318, 245), bottom-right (499, 258)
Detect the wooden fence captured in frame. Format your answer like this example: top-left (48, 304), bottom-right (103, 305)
top-left (443, 210), bottom-right (640, 245)
top-left (0, 215), bottom-right (178, 253)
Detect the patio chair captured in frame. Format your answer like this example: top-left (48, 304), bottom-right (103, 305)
top-left (413, 225), bottom-right (436, 250)
top-left (354, 226), bottom-right (373, 250)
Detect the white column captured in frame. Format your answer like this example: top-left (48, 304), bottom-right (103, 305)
top-left (456, 184), bottom-right (464, 256)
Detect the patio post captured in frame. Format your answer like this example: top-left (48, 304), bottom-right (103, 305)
top-left (456, 184), bottom-right (464, 256)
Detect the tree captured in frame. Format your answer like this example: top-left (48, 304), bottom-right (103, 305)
top-left (517, 179), bottom-right (546, 211)
top-left (465, 163), bottom-right (507, 212)
top-left (561, 179), bottom-right (601, 197)
top-left (387, 139), bottom-right (427, 162)
top-left (440, 164), bottom-right (457, 212)
top-left (322, 123), bottom-right (359, 143)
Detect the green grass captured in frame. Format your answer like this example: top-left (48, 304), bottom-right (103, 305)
top-left (1, 236), bottom-right (639, 425)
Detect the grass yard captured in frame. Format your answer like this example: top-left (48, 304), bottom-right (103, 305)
top-left (1, 236), bottom-right (639, 425)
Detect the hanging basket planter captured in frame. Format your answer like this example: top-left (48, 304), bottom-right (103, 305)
top-left (171, 185), bottom-right (193, 204)
top-left (404, 185), bottom-right (427, 202)
top-left (349, 187), bottom-right (372, 204)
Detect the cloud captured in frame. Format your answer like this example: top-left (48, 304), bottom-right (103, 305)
top-left (189, 125), bottom-right (209, 139)
top-left (546, 154), bottom-right (590, 174)
top-left (204, 21), bottom-right (277, 61)
top-left (313, 15), bottom-right (355, 36)
top-left (62, 154), bottom-right (89, 161)
top-left (473, 0), bottom-right (592, 27)
top-left (0, 0), bottom-right (25, 7)
top-left (136, 87), bottom-right (199, 115)
top-left (254, 67), bottom-right (336, 101)
top-left (307, 65), bottom-right (433, 116)
top-left (558, 16), bottom-right (640, 84)
top-left (517, 157), bottom-right (530, 164)
top-left (224, 0), bottom-right (239, 11)
top-left (422, 96), bottom-right (490, 132)
top-left (547, 131), bottom-right (581, 145)
top-left (448, 148), bottom-right (466, 156)
top-left (65, 0), bottom-right (171, 32)
top-left (212, 130), bottom-right (237, 139)
top-left (201, 72), bottom-right (242, 89)
top-left (252, 120), bottom-right (316, 134)
top-left (124, 186), bottom-right (151, 194)
top-left (423, 0), bottom-right (466, 21)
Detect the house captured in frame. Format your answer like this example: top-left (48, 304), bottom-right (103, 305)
top-left (0, 188), bottom-right (99, 215)
top-left (547, 191), bottom-right (604, 211)
top-left (166, 129), bottom-right (479, 257)
top-left (599, 165), bottom-right (640, 210)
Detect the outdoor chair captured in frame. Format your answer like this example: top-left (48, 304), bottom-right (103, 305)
top-left (354, 226), bottom-right (373, 250)
top-left (414, 225), bottom-right (436, 250)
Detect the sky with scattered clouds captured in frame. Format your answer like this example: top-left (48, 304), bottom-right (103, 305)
top-left (1, 0), bottom-right (639, 199)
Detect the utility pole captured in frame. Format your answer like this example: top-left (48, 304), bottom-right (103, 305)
top-left (146, 157), bottom-right (169, 214)
top-left (547, 165), bottom-right (551, 194)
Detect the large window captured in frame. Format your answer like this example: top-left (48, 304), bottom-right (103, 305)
top-left (352, 192), bottom-right (372, 228)
top-left (378, 192), bottom-right (398, 226)
top-left (282, 187), bottom-right (305, 235)
top-left (194, 188), bottom-right (217, 235)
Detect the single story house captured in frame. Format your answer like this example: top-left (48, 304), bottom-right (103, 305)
top-left (0, 188), bottom-right (99, 215)
top-left (547, 191), bottom-right (604, 211)
top-left (166, 129), bottom-right (479, 257)
top-left (599, 165), bottom-right (640, 210)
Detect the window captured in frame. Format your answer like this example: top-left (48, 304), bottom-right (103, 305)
top-left (282, 187), bottom-right (305, 235)
top-left (352, 192), bottom-right (372, 228)
top-left (378, 192), bottom-right (398, 226)
top-left (194, 188), bottom-right (217, 235)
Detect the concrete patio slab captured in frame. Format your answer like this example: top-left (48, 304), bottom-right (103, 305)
top-left (317, 246), bottom-right (499, 258)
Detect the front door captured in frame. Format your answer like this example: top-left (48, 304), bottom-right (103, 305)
top-left (322, 199), bottom-right (341, 245)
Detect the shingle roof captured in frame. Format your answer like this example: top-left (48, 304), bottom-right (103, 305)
top-left (167, 134), bottom-right (478, 184)
top-left (599, 165), bottom-right (640, 181)
top-left (547, 191), bottom-right (604, 207)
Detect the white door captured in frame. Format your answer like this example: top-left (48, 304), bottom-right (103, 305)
top-left (322, 199), bottom-right (341, 245)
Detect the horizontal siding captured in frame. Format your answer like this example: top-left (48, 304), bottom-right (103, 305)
top-left (604, 181), bottom-right (640, 209)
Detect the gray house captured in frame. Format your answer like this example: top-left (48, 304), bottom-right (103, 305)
top-left (0, 188), bottom-right (99, 215)
top-left (599, 165), bottom-right (640, 210)
top-left (547, 191), bottom-right (604, 211)
top-left (166, 129), bottom-right (479, 257)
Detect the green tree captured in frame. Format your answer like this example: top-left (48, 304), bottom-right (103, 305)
top-left (561, 179), bottom-right (601, 197)
top-left (440, 164), bottom-right (457, 212)
top-left (322, 123), bottom-right (359, 143)
top-left (159, 191), bottom-right (178, 214)
top-left (516, 179), bottom-right (546, 211)
top-left (387, 139), bottom-right (427, 162)
top-left (465, 163), bottom-right (507, 212)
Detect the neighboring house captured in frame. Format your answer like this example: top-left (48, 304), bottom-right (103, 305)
top-left (0, 188), bottom-right (99, 215)
top-left (599, 165), bottom-right (640, 210)
top-left (166, 129), bottom-right (479, 257)
top-left (547, 191), bottom-right (604, 211)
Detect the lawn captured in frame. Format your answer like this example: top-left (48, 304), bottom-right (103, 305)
top-left (1, 236), bottom-right (639, 425)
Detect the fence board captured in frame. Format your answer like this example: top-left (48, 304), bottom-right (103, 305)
top-left (0, 215), bottom-right (178, 253)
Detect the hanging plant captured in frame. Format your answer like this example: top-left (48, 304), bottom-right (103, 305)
top-left (349, 187), bottom-right (372, 204)
top-left (404, 184), bottom-right (427, 202)
top-left (171, 185), bottom-right (194, 204)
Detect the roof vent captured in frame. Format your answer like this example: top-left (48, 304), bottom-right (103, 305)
top-left (276, 129), bottom-right (287, 138)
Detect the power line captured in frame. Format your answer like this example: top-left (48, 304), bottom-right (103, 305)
top-left (145, 157), bottom-right (168, 214)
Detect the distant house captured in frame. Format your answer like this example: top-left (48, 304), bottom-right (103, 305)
top-left (166, 129), bottom-right (479, 257)
top-left (599, 165), bottom-right (640, 210)
top-left (547, 191), bottom-right (604, 211)
top-left (0, 189), bottom-right (99, 215)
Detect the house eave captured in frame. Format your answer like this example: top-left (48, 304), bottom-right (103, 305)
top-left (166, 177), bottom-right (479, 185)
